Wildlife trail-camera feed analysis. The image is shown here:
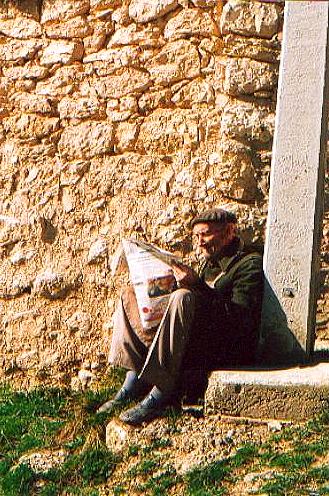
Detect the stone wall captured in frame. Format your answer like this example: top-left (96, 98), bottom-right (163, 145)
top-left (0, 0), bottom-right (326, 389)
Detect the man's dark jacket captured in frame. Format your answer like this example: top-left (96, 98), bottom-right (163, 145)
top-left (186, 237), bottom-right (264, 370)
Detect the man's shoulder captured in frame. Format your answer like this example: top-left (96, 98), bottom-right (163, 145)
top-left (229, 250), bottom-right (263, 276)
top-left (241, 251), bottom-right (263, 264)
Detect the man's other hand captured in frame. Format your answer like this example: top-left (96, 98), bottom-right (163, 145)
top-left (171, 262), bottom-right (199, 288)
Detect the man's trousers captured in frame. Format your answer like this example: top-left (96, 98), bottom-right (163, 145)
top-left (109, 287), bottom-right (198, 392)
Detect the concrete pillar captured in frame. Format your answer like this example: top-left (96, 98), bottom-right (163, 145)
top-left (261, 2), bottom-right (329, 363)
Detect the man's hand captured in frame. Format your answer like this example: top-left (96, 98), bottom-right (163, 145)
top-left (171, 261), bottom-right (200, 288)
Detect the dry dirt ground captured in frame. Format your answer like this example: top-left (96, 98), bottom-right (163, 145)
top-left (97, 406), bottom-right (320, 496)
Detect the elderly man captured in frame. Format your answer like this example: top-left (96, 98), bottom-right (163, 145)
top-left (98, 208), bottom-right (264, 425)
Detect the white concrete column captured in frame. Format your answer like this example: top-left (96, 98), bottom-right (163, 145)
top-left (262, 1), bottom-right (329, 360)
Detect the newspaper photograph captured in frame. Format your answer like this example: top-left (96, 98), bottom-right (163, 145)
top-left (118, 239), bottom-right (181, 329)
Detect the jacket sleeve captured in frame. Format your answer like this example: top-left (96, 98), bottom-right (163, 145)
top-left (231, 256), bottom-right (264, 364)
top-left (231, 255), bottom-right (264, 310)
top-left (215, 254), bottom-right (264, 366)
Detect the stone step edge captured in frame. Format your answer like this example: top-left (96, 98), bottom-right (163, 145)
top-left (205, 363), bottom-right (329, 421)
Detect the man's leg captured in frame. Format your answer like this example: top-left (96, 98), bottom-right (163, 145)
top-left (109, 286), bottom-right (154, 371)
top-left (97, 287), bottom-right (153, 413)
top-left (119, 288), bottom-right (196, 425)
top-left (139, 288), bottom-right (196, 392)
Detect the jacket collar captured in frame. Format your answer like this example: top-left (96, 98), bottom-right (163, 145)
top-left (204, 237), bottom-right (244, 273)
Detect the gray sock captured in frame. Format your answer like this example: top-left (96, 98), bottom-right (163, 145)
top-left (148, 386), bottom-right (173, 404)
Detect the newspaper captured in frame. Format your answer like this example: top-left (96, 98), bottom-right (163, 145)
top-left (111, 238), bottom-right (182, 329)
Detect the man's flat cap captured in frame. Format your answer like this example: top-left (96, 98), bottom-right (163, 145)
top-left (191, 208), bottom-right (237, 227)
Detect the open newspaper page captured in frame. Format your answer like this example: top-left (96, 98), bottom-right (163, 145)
top-left (120, 239), bottom-right (181, 329)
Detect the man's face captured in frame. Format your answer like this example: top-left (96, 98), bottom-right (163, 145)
top-left (192, 222), bottom-right (232, 259)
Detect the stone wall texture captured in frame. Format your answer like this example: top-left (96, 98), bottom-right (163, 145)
top-left (0, 0), bottom-right (327, 389)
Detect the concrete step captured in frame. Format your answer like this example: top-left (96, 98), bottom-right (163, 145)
top-left (205, 363), bottom-right (329, 421)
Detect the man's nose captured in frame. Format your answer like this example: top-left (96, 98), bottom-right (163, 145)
top-left (194, 235), bottom-right (205, 244)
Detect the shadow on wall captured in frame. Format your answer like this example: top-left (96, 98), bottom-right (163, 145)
top-left (3, 0), bottom-right (42, 18)
top-left (258, 278), bottom-right (329, 366)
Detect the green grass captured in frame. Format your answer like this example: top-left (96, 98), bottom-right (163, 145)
top-left (42, 445), bottom-right (118, 488)
top-left (0, 379), bottom-right (328, 496)
top-left (182, 417), bottom-right (329, 496)
top-left (0, 371), bottom-right (123, 496)
top-left (186, 459), bottom-right (229, 495)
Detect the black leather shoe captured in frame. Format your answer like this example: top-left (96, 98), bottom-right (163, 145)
top-left (119, 392), bottom-right (180, 426)
top-left (96, 382), bottom-right (150, 414)
top-left (96, 387), bottom-right (131, 414)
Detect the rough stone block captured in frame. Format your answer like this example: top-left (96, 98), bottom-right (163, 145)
top-left (0, 18), bottom-right (42, 38)
top-left (106, 419), bottom-right (132, 453)
top-left (0, 76), bottom-right (12, 96)
top-left (138, 88), bottom-right (172, 113)
top-left (205, 364), bottom-right (329, 420)
top-left (58, 96), bottom-right (106, 119)
top-left (87, 238), bottom-right (108, 264)
top-left (0, 38), bottom-right (42, 62)
top-left (0, 97), bottom-right (9, 118)
top-left (224, 57), bottom-right (278, 97)
top-left (191, 0), bottom-right (218, 6)
top-left (58, 121), bottom-right (114, 160)
top-left (221, 102), bottom-right (275, 144)
top-left (65, 311), bottom-right (91, 337)
top-left (92, 68), bottom-right (150, 99)
top-left (223, 34), bottom-right (281, 63)
top-left (40, 40), bottom-right (84, 66)
top-left (218, 162), bottom-right (258, 201)
top-left (147, 40), bottom-right (200, 86)
top-left (171, 78), bottom-right (215, 106)
top-left (33, 269), bottom-right (74, 300)
top-left (0, 1), bottom-right (41, 20)
top-left (115, 121), bottom-right (140, 152)
top-left (3, 64), bottom-right (49, 81)
top-left (90, 0), bottom-right (121, 9)
top-left (129, 0), bottom-right (179, 24)
top-left (12, 93), bottom-right (54, 114)
top-left (83, 46), bottom-right (141, 68)
top-left (84, 36), bottom-right (107, 56)
top-left (136, 108), bottom-right (199, 153)
top-left (3, 115), bottom-right (60, 139)
top-left (109, 24), bottom-right (162, 48)
top-left (36, 66), bottom-right (87, 96)
top-left (44, 16), bottom-right (92, 39)
top-left (164, 8), bottom-right (219, 40)
top-left (41, 0), bottom-right (90, 23)
top-left (16, 351), bottom-right (39, 370)
top-left (17, 450), bottom-right (67, 475)
top-left (221, 0), bottom-right (281, 39)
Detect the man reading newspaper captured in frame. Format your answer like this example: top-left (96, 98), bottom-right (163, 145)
top-left (98, 208), bottom-right (264, 425)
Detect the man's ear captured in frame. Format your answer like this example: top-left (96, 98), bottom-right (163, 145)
top-left (226, 223), bottom-right (237, 241)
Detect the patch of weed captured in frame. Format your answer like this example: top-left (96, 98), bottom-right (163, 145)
top-left (1, 463), bottom-right (35, 496)
top-left (141, 437), bottom-right (172, 455)
top-left (64, 435), bottom-right (85, 450)
top-left (0, 387), bottom-right (68, 456)
top-left (44, 445), bottom-right (118, 488)
top-left (113, 485), bottom-right (127, 495)
top-left (186, 459), bottom-right (229, 495)
top-left (267, 451), bottom-right (315, 470)
top-left (0, 386), bottom-right (119, 496)
top-left (260, 471), bottom-right (307, 495)
top-left (38, 482), bottom-right (60, 496)
top-left (309, 465), bottom-right (329, 483)
top-left (231, 443), bottom-right (259, 468)
top-left (128, 457), bottom-right (159, 477)
top-left (256, 419), bottom-right (329, 495)
top-left (140, 465), bottom-right (180, 496)
top-left (128, 444), bottom-right (139, 456)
